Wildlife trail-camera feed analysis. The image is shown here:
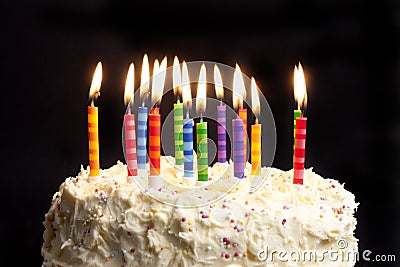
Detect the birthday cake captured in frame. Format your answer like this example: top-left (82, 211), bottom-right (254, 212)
top-left (42, 157), bottom-right (358, 267)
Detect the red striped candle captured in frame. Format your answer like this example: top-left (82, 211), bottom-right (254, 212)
top-left (293, 117), bottom-right (307, 184)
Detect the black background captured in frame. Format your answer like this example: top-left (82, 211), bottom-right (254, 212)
top-left (1, 0), bottom-right (399, 266)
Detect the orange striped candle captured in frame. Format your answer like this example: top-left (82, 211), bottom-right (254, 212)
top-left (87, 62), bottom-right (102, 178)
top-left (251, 77), bottom-right (261, 177)
top-left (88, 106), bottom-right (100, 176)
top-left (251, 122), bottom-right (261, 176)
top-left (147, 57), bottom-right (167, 188)
top-left (149, 107), bottom-right (161, 176)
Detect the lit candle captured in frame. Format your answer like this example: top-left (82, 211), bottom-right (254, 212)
top-left (293, 64), bottom-right (302, 157)
top-left (293, 62), bottom-right (308, 184)
top-left (173, 56), bottom-right (184, 166)
top-left (137, 54), bottom-right (150, 171)
top-left (87, 62), bottom-right (102, 179)
top-left (232, 65), bottom-right (246, 179)
top-left (196, 64), bottom-right (208, 183)
top-left (181, 61), bottom-right (195, 186)
top-left (148, 57), bottom-right (167, 188)
top-left (234, 64), bottom-right (248, 165)
top-left (251, 77), bottom-right (262, 177)
top-left (214, 65), bottom-right (226, 163)
top-left (124, 63), bottom-right (138, 183)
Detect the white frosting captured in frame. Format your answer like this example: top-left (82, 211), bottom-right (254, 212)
top-left (42, 156), bottom-right (358, 266)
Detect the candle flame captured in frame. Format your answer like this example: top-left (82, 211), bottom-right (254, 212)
top-left (181, 61), bottom-right (192, 111)
top-left (89, 62), bottom-right (102, 104)
top-left (294, 62), bottom-right (307, 109)
top-left (196, 63), bottom-right (207, 114)
top-left (140, 54), bottom-right (150, 104)
top-left (233, 64), bottom-right (246, 110)
top-left (251, 77), bottom-right (260, 118)
top-left (214, 65), bottom-right (223, 100)
top-left (173, 56), bottom-right (182, 97)
top-left (151, 56), bottom-right (167, 105)
top-left (124, 63), bottom-right (135, 106)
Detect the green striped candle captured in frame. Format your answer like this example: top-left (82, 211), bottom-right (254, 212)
top-left (196, 118), bottom-right (208, 182)
top-left (174, 100), bottom-right (184, 165)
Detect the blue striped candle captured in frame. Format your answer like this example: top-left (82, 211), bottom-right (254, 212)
top-left (183, 118), bottom-right (194, 178)
top-left (137, 106), bottom-right (148, 170)
top-left (217, 103), bottom-right (226, 163)
top-left (232, 118), bottom-right (245, 178)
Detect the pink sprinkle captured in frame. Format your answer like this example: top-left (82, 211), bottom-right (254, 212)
top-left (181, 217), bottom-right (187, 222)
top-left (201, 214), bottom-right (209, 219)
top-left (221, 252), bottom-right (225, 257)
top-left (233, 242), bottom-right (238, 247)
top-left (332, 185), bottom-right (336, 188)
top-left (234, 225), bottom-right (238, 230)
top-left (147, 225), bottom-right (152, 230)
top-left (223, 237), bottom-right (228, 242)
top-left (234, 252), bottom-right (239, 257)
top-left (225, 253), bottom-right (230, 259)
top-left (230, 219), bottom-right (235, 223)
top-left (245, 212), bottom-right (249, 217)
top-left (223, 204), bottom-right (227, 208)
top-left (130, 248), bottom-right (136, 253)
top-left (282, 219), bottom-right (287, 225)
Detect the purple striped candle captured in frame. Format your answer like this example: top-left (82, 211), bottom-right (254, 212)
top-left (217, 103), bottom-right (226, 163)
top-left (232, 118), bottom-right (245, 178)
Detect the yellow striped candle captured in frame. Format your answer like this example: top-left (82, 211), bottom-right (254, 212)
top-left (87, 62), bottom-right (102, 178)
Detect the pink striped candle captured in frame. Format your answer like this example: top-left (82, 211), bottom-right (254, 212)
top-left (124, 107), bottom-right (138, 179)
top-left (293, 117), bottom-right (307, 184)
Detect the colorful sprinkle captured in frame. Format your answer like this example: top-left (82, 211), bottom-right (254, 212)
top-left (282, 219), bottom-right (287, 225)
top-left (181, 217), bottom-right (187, 222)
